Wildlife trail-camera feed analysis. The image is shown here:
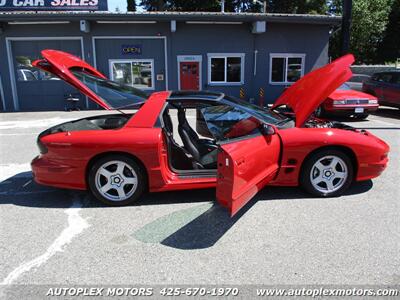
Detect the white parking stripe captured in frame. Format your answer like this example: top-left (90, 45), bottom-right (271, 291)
top-left (0, 195), bottom-right (89, 285)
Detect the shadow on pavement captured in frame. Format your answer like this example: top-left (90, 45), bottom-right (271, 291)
top-left (1, 171), bottom-right (373, 250)
top-left (372, 107), bottom-right (400, 120)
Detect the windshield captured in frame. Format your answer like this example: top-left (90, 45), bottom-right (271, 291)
top-left (222, 95), bottom-right (287, 125)
top-left (71, 69), bottom-right (148, 109)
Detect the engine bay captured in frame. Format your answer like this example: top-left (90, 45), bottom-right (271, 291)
top-left (304, 118), bottom-right (357, 131)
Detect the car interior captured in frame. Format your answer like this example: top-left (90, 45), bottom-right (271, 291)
top-left (162, 103), bottom-right (219, 173)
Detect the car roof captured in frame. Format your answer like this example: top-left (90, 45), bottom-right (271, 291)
top-left (168, 90), bottom-right (225, 101)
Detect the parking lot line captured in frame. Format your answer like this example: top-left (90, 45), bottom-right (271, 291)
top-left (0, 195), bottom-right (90, 285)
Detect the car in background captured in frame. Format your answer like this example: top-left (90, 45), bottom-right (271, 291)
top-left (315, 83), bottom-right (378, 120)
top-left (346, 74), bottom-right (370, 91)
top-left (362, 71), bottom-right (400, 109)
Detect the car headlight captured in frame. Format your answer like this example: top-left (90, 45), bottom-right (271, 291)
top-left (333, 100), bottom-right (346, 105)
top-left (368, 99), bottom-right (378, 104)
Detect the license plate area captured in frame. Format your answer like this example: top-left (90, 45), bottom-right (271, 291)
top-left (355, 107), bottom-right (364, 113)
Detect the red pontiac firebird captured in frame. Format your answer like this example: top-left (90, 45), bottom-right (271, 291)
top-left (31, 50), bottom-right (389, 216)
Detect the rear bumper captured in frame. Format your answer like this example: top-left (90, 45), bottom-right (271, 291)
top-left (31, 155), bottom-right (86, 190)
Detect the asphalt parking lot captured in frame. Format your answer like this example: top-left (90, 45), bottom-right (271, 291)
top-left (0, 108), bottom-right (399, 294)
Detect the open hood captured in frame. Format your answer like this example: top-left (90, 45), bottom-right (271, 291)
top-left (33, 49), bottom-right (147, 110)
top-left (272, 54), bottom-right (355, 127)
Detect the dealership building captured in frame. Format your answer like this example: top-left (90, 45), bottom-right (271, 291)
top-left (0, 11), bottom-right (340, 111)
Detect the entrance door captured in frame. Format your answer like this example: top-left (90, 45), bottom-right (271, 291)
top-left (179, 61), bottom-right (200, 90)
top-left (216, 133), bottom-right (281, 216)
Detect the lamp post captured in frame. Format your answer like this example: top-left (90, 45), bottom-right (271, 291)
top-left (341, 0), bottom-right (352, 55)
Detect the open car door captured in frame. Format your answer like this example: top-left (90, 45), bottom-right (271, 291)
top-left (216, 130), bottom-right (281, 217)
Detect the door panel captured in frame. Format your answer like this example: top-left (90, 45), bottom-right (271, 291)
top-left (216, 133), bottom-right (281, 216)
top-left (180, 61), bottom-right (200, 90)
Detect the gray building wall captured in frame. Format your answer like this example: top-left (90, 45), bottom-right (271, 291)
top-left (0, 20), bottom-right (331, 111)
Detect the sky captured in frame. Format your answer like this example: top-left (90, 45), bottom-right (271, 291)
top-left (108, 0), bottom-right (144, 12)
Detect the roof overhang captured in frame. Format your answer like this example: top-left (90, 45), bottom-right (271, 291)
top-left (0, 11), bottom-right (341, 26)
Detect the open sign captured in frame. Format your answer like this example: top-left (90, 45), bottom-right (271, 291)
top-left (121, 45), bottom-right (142, 55)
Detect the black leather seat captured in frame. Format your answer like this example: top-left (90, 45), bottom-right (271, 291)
top-left (162, 110), bottom-right (195, 170)
top-left (177, 109), bottom-right (217, 168)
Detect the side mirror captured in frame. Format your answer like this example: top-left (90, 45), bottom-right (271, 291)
top-left (261, 124), bottom-right (276, 136)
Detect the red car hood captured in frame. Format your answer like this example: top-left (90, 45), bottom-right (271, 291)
top-left (328, 89), bottom-right (377, 100)
top-left (272, 54), bottom-right (355, 127)
top-left (33, 49), bottom-right (111, 110)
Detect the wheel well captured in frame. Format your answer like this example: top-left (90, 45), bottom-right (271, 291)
top-left (85, 151), bottom-right (149, 190)
top-left (300, 145), bottom-right (358, 180)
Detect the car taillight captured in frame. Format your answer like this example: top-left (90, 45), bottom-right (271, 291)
top-left (37, 138), bottom-right (48, 154)
top-left (368, 99), bottom-right (378, 104)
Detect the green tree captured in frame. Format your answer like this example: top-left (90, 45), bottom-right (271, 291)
top-left (140, 0), bottom-right (166, 11)
top-left (378, 0), bottom-right (400, 63)
top-left (329, 0), bottom-right (393, 64)
top-left (127, 0), bottom-right (137, 11)
top-left (265, 0), bottom-right (327, 14)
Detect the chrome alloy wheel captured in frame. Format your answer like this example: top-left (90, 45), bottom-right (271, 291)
top-left (309, 155), bottom-right (348, 193)
top-left (95, 160), bottom-right (138, 202)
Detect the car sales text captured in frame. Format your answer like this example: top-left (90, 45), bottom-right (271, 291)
top-left (0, 0), bottom-right (99, 7)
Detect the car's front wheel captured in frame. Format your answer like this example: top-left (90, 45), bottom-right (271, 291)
top-left (88, 155), bottom-right (146, 206)
top-left (300, 149), bottom-right (353, 197)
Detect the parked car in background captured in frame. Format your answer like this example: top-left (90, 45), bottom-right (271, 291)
top-left (315, 83), bottom-right (378, 119)
top-left (346, 74), bottom-right (370, 91)
top-left (362, 71), bottom-right (400, 109)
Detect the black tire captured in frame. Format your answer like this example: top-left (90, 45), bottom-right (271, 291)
top-left (300, 149), bottom-right (353, 197)
top-left (88, 154), bottom-right (146, 206)
top-left (355, 113), bottom-right (369, 120)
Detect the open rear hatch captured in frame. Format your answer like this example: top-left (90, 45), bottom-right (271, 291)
top-left (33, 49), bottom-right (148, 110)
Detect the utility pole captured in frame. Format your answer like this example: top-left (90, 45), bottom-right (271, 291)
top-left (341, 0), bottom-right (352, 55)
top-left (253, 0), bottom-right (267, 13)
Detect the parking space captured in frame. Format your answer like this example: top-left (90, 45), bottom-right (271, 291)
top-left (0, 109), bottom-right (399, 290)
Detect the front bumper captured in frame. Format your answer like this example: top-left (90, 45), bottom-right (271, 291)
top-left (324, 104), bottom-right (378, 115)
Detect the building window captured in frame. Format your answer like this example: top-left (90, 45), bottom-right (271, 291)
top-left (109, 59), bottom-right (154, 90)
top-left (208, 54), bottom-right (244, 85)
top-left (270, 54), bottom-right (305, 84)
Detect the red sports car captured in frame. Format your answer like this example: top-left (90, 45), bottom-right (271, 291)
top-left (315, 83), bottom-right (379, 119)
top-left (31, 50), bottom-right (389, 216)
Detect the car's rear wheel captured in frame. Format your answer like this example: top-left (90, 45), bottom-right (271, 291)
top-left (300, 149), bottom-right (353, 197)
top-left (88, 155), bottom-right (145, 206)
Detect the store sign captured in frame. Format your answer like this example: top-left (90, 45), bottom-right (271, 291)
top-left (121, 45), bottom-right (142, 55)
top-left (0, 0), bottom-right (108, 11)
